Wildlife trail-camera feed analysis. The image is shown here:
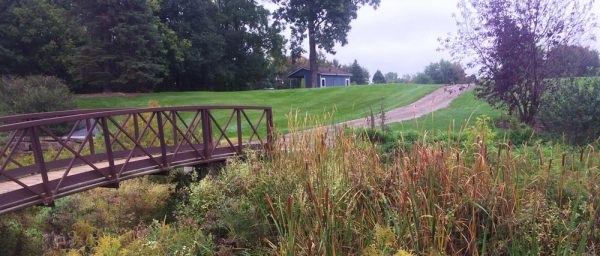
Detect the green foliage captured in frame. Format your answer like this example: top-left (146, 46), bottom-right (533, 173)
top-left (72, 0), bottom-right (167, 92)
top-left (0, 0), bottom-right (286, 92)
top-left (271, 0), bottom-right (379, 87)
top-left (412, 72), bottom-right (433, 84)
top-left (0, 218), bottom-right (44, 256)
top-left (94, 221), bottom-right (214, 255)
top-left (539, 78), bottom-right (600, 144)
top-left (349, 59), bottom-right (370, 84)
top-left (372, 70), bottom-right (386, 84)
top-left (546, 44), bottom-right (600, 78)
top-left (363, 225), bottom-right (413, 256)
top-left (422, 59), bottom-right (466, 84)
top-left (0, 76), bottom-right (75, 114)
top-left (158, 0), bottom-right (285, 91)
top-left (384, 72), bottom-right (399, 83)
top-left (0, 0), bottom-right (80, 81)
top-left (178, 178), bottom-right (225, 223)
top-left (465, 115), bottom-right (496, 152)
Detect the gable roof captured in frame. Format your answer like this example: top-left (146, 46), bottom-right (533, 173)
top-left (288, 67), bottom-right (352, 78)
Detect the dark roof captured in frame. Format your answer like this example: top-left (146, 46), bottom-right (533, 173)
top-left (288, 67), bottom-right (352, 78)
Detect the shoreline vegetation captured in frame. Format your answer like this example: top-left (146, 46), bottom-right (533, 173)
top-left (1, 115), bottom-right (598, 255)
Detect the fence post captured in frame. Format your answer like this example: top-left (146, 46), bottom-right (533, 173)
top-left (202, 109), bottom-right (213, 159)
top-left (156, 112), bottom-right (168, 169)
top-left (30, 127), bottom-right (52, 204)
top-left (100, 117), bottom-right (117, 181)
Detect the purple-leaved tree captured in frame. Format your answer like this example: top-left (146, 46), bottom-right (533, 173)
top-left (442, 0), bottom-right (598, 125)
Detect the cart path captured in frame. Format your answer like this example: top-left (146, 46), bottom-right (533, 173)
top-left (340, 84), bottom-right (471, 128)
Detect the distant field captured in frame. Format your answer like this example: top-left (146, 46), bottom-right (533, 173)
top-left (78, 84), bottom-right (440, 133)
top-left (389, 89), bottom-right (500, 133)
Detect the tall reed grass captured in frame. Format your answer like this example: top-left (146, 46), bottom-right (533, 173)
top-left (204, 113), bottom-right (600, 255)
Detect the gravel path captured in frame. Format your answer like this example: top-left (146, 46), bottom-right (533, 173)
top-left (340, 84), bottom-right (471, 128)
top-left (282, 84), bottom-right (472, 143)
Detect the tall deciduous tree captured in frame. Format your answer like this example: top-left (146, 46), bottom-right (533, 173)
top-left (0, 0), bottom-right (80, 80)
top-left (384, 72), bottom-right (399, 83)
top-left (270, 0), bottom-right (380, 88)
top-left (545, 45), bottom-right (600, 78)
top-left (72, 0), bottom-right (167, 92)
top-left (423, 60), bottom-right (466, 84)
top-left (442, 0), bottom-right (597, 125)
top-left (158, 0), bottom-right (284, 91)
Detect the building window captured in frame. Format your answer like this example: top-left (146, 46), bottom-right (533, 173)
top-left (345, 79), bottom-right (350, 86)
top-left (320, 78), bottom-right (326, 88)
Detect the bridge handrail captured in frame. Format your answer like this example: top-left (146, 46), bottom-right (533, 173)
top-left (0, 105), bottom-right (272, 133)
top-left (0, 108), bottom-right (133, 123)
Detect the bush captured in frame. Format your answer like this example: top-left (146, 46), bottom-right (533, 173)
top-left (0, 76), bottom-right (75, 114)
top-left (539, 78), bottom-right (600, 144)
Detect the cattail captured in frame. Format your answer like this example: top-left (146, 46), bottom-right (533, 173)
top-left (287, 194), bottom-right (294, 218)
top-left (264, 192), bottom-right (276, 219)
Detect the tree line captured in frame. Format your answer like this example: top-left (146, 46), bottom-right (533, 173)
top-left (0, 0), bottom-right (286, 92)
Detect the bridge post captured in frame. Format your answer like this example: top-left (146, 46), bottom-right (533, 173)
top-left (133, 114), bottom-right (140, 141)
top-left (29, 127), bottom-right (53, 204)
top-left (266, 108), bottom-right (274, 155)
top-left (85, 119), bottom-right (95, 154)
top-left (171, 110), bottom-right (178, 145)
top-left (202, 109), bottom-right (213, 159)
top-left (156, 112), bottom-right (169, 169)
top-left (237, 109), bottom-right (243, 154)
top-left (100, 117), bottom-right (118, 183)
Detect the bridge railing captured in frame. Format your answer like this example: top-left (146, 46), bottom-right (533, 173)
top-left (0, 106), bottom-right (273, 213)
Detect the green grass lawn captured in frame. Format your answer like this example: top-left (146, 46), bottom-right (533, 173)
top-left (78, 84), bottom-right (439, 133)
top-left (388, 89), bottom-right (500, 133)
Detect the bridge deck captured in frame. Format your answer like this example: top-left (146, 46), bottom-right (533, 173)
top-left (0, 145), bottom-right (248, 213)
top-left (0, 149), bottom-right (236, 195)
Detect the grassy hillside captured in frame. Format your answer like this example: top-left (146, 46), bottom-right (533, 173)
top-left (389, 89), bottom-right (500, 132)
top-left (78, 84), bottom-right (439, 132)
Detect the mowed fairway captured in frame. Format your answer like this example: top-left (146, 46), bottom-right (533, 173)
top-left (78, 84), bottom-right (439, 133)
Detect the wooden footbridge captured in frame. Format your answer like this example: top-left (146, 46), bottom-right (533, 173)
top-left (0, 106), bottom-right (273, 214)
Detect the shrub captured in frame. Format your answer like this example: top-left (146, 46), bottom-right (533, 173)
top-left (0, 75), bottom-right (75, 114)
top-left (539, 78), bottom-right (600, 144)
top-left (0, 218), bottom-right (44, 256)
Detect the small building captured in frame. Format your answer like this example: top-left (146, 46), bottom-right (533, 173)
top-left (287, 67), bottom-right (352, 88)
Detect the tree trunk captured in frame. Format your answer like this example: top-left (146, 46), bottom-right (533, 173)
top-left (308, 26), bottom-right (318, 88)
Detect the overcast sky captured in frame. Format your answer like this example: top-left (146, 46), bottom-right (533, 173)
top-left (261, 0), bottom-right (600, 76)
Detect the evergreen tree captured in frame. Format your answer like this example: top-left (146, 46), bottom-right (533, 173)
top-left (372, 70), bottom-right (386, 84)
top-left (349, 60), bottom-right (368, 84)
top-left (72, 0), bottom-right (166, 92)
